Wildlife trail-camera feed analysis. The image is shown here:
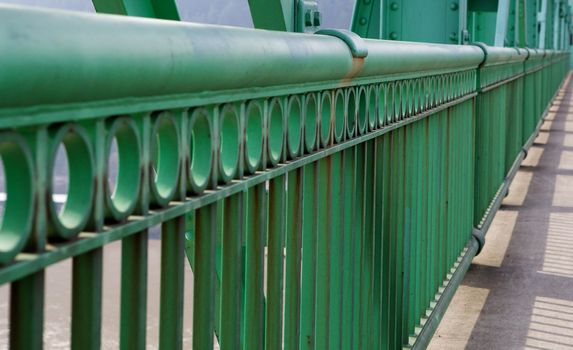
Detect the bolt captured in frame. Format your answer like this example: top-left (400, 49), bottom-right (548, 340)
top-left (450, 2), bottom-right (459, 11)
top-left (359, 17), bottom-right (367, 25)
top-left (313, 11), bottom-right (322, 26)
top-left (390, 32), bottom-right (398, 40)
top-left (449, 31), bottom-right (458, 41)
top-left (390, 2), bottom-right (399, 10)
top-left (305, 11), bottom-right (313, 26)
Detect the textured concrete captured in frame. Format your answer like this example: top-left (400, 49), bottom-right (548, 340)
top-left (429, 76), bottom-right (573, 349)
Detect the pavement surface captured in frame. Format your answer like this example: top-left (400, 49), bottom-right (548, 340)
top-left (429, 76), bottom-right (573, 349)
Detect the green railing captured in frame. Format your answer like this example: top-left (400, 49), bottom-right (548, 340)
top-left (0, 5), bottom-right (569, 350)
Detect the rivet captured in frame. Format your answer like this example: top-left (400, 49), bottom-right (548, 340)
top-left (390, 2), bottom-right (399, 11)
top-left (390, 32), bottom-right (398, 40)
top-left (450, 2), bottom-right (458, 11)
top-left (359, 17), bottom-right (367, 25)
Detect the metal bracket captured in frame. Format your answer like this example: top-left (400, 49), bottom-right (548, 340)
top-left (314, 29), bottom-right (369, 58)
top-left (296, 0), bottom-right (321, 33)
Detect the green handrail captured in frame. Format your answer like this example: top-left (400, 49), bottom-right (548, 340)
top-left (0, 4), bottom-right (569, 350)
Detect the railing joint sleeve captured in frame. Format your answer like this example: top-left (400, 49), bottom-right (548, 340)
top-left (471, 228), bottom-right (486, 256)
top-left (314, 28), bottom-right (368, 58)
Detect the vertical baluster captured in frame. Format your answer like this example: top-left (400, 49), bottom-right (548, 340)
top-left (159, 216), bottom-right (185, 350)
top-left (193, 203), bottom-right (218, 349)
top-left (352, 144), bottom-right (364, 350)
top-left (120, 231), bottom-right (148, 350)
top-left (341, 147), bottom-right (355, 350)
top-left (244, 184), bottom-right (266, 350)
top-left (10, 271), bottom-right (45, 349)
top-left (284, 169), bottom-right (303, 350)
top-left (220, 193), bottom-right (245, 349)
top-left (300, 163), bottom-right (317, 350)
top-left (315, 158), bottom-right (331, 350)
top-left (328, 153), bottom-right (343, 350)
top-left (361, 140), bottom-right (375, 349)
top-left (372, 137), bottom-right (384, 350)
top-left (72, 249), bottom-right (103, 350)
top-left (266, 175), bottom-right (286, 349)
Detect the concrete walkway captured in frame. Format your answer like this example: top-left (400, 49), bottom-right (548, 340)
top-left (429, 75), bottom-right (573, 349)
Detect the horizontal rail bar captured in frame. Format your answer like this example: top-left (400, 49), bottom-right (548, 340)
top-left (0, 4), bottom-right (485, 111)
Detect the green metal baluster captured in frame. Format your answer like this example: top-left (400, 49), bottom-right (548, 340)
top-left (266, 176), bottom-right (286, 349)
top-left (284, 170), bottom-right (303, 350)
top-left (159, 216), bottom-right (185, 350)
top-left (220, 193), bottom-right (245, 349)
top-left (372, 137), bottom-right (384, 350)
top-left (71, 249), bottom-right (103, 350)
top-left (352, 144), bottom-right (365, 350)
top-left (341, 149), bottom-right (356, 350)
top-left (244, 185), bottom-right (266, 350)
top-left (120, 231), bottom-right (148, 350)
top-left (10, 271), bottom-right (45, 349)
top-left (300, 163), bottom-right (317, 350)
top-left (315, 158), bottom-right (331, 350)
top-left (193, 204), bottom-right (218, 349)
top-left (328, 152), bottom-right (343, 350)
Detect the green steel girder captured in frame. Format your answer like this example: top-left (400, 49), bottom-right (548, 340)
top-left (351, 0), bottom-right (383, 39)
top-left (507, 0), bottom-right (516, 46)
top-left (381, 0), bottom-right (465, 44)
top-left (526, 0), bottom-right (538, 48)
top-left (248, 0), bottom-right (296, 31)
top-left (92, 0), bottom-right (180, 20)
top-left (516, 0), bottom-right (527, 47)
top-left (248, 0), bottom-right (321, 33)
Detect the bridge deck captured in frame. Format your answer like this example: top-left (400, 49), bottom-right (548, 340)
top-left (429, 74), bottom-right (573, 349)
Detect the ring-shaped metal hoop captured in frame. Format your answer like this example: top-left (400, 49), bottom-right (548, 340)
top-left (104, 117), bottom-right (142, 222)
top-left (0, 133), bottom-right (35, 263)
top-left (150, 112), bottom-right (181, 206)
top-left (188, 108), bottom-right (213, 193)
top-left (47, 124), bottom-right (95, 239)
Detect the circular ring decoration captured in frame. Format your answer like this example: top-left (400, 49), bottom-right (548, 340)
top-left (244, 101), bottom-right (264, 174)
top-left (333, 89), bottom-right (346, 142)
top-left (401, 81), bottom-right (408, 119)
top-left (218, 104), bottom-right (240, 183)
top-left (419, 78), bottom-right (428, 112)
top-left (430, 77), bottom-right (438, 108)
top-left (377, 84), bottom-right (386, 128)
top-left (104, 117), bottom-right (142, 222)
top-left (319, 91), bottom-right (332, 147)
top-left (387, 83), bottom-right (395, 124)
top-left (48, 124), bottom-right (95, 239)
top-left (393, 82), bottom-right (402, 121)
top-left (150, 111), bottom-right (180, 207)
top-left (346, 88), bottom-right (357, 137)
top-left (412, 80), bottom-right (419, 115)
top-left (286, 95), bottom-right (302, 158)
top-left (188, 108), bottom-right (213, 194)
top-left (367, 85), bottom-right (377, 130)
top-left (267, 98), bottom-right (284, 166)
top-left (357, 86), bottom-right (368, 134)
top-left (304, 93), bottom-right (318, 152)
top-left (0, 133), bottom-right (35, 264)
